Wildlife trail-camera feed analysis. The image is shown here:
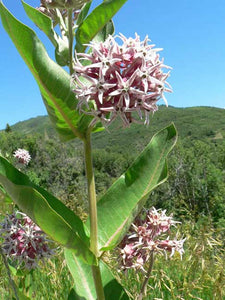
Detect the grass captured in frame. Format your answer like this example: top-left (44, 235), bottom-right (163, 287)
top-left (2, 195), bottom-right (224, 299)
top-left (0, 248), bottom-right (73, 300)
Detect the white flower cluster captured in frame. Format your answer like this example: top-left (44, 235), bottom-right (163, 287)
top-left (13, 148), bottom-right (31, 165)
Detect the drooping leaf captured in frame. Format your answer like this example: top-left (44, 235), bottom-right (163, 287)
top-left (75, 0), bottom-right (127, 52)
top-left (86, 124), bottom-right (177, 251)
top-left (0, 3), bottom-right (102, 141)
top-left (65, 249), bottom-right (129, 300)
top-left (0, 156), bottom-right (96, 265)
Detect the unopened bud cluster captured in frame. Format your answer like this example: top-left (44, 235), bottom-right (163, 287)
top-left (0, 211), bottom-right (55, 269)
top-left (13, 149), bottom-right (31, 166)
top-left (73, 33), bottom-right (172, 127)
top-left (119, 207), bottom-right (185, 271)
top-left (37, 0), bottom-right (88, 22)
top-left (41, 0), bottom-right (89, 9)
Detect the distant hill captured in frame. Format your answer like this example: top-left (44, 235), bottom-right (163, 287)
top-left (1, 106), bottom-right (225, 225)
top-left (10, 116), bottom-right (54, 137)
top-left (7, 106), bottom-right (225, 150)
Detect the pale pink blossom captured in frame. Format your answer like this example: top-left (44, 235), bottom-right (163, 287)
top-left (72, 33), bottom-right (172, 127)
top-left (158, 237), bottom-right (186, 258)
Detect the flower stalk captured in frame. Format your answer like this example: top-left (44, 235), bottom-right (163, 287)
top-left (66, 7), bottom-right (104, 298)
top-left (138, 250), bottom-right (154, 300)
top-left (84, 127), bottom-right (105, 300)
top-left (67, 8), bottom-right (74, 75)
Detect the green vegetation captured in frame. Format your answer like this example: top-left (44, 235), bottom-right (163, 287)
top-left (0, 105), bottom-right (225, 299)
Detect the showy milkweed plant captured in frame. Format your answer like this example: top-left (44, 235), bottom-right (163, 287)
top-left (0, 1), bottom-right (179, 299)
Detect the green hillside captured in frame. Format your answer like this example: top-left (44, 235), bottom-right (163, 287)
top-left (10, 115), bottom-right (54, 136)
top-left (92, 106), bottom-right (225, 153)
top-left (9, 106), bottom-right (225, 146)
top-left (1, 105), bottom-right (225, 212)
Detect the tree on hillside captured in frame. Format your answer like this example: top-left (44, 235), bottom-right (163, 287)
top-left (5, 123), bottom-right (12, 133)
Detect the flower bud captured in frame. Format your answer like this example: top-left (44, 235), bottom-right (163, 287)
top-left (42, 0), bottom-right (90, 9)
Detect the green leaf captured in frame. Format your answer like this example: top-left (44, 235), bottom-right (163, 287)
top-left (65, 249), bottom-right (129, 300)
top-left (0, 3), bottom-right (101, 141)
top-left (92, 20), bottom-right (114, 44)
top-left (75, 0), bottom-right (127, 52)
top-left (0, 156), bottom-right (96, 265)
top-left (13, 286), bottom-right (31, 300)
top-left (8, 262), bottom-right (29, 277)
top-left (54, 37), bottom-right (70, 66)
top-left (86, 124), bottom-right (177, 251)
top-left (22, 1), bottom-right (58, 47)
top-left (76, 1), bottom-right (92, 26)
top-left (0, 186), bottom-right (13, 204)
top-left (22, 1), bottom-right (71, 66)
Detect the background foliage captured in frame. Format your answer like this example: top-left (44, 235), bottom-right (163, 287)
top-left (1, 105), bottom-right (225, 299)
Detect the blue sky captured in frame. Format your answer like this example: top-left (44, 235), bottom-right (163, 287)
top-left (1, 0), bottom-right (225, 129)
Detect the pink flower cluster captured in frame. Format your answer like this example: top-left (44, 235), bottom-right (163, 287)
top-left (119, 207), bottom-right (185, 271)
top-left (73, 33), bottom-right (172, 126)
top-left (13, 148), bottom-right (31, 165)
top-left (0, 211), bottom-right (55, 269)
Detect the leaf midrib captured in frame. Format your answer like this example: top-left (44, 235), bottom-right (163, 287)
top-left (2, 6), bottom-right (83, 140)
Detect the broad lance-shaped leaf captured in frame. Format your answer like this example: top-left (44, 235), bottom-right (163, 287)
top-left (0, 3), bottom-right (102, 141)
top-left (22, 1), bottom-right (58, 47)
top-left (76, 1), bottom-right (92, 27)
top-left (86, 123), bottom-right (177, 251)
top-left (92, 20), bottom-right (114, 44)
top-left (22, 1), bottom-right (70, 67)
top-left (75, 0), bottom-right (127, 52)
top-left (0, 156), bottom-right (96, 265)
top-left (65, 249), bottom-right (129, 300)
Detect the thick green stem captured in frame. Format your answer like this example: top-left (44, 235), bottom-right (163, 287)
top-left (92, 265), bottom-right (105, 300)
top-left (84, 128), bottom-right (105, 300)
top-left (84, 129), bottom-right (98, 255)
top-left (67, 8), bottom-right (74, 75)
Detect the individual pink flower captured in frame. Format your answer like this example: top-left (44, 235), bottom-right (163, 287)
top-left (0, 211), bottom-right (55, 269)
top-left (72, 33), bottom-right (172, 126)
top-left (118, 207), bottom-right (185, 271)
top-left (158, 237), bottom-right (186, 259)
top-left (13, 149), bottom-right (31, 165)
